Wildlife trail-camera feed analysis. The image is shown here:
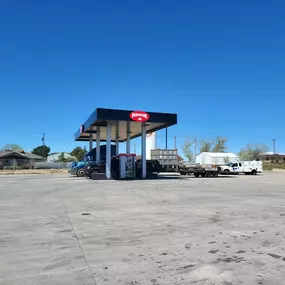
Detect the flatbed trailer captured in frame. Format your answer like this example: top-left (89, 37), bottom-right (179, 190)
top-left (179, 165), bottom-right (220, 178)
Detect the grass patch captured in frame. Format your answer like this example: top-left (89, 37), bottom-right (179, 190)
top-left (263, 163), bottom-right (285, 171)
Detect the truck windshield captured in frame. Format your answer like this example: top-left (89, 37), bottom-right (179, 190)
top-left (227, 163), bottom-right (233, 167)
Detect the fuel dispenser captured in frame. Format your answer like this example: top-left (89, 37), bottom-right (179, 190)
top-left (118, 154), bottom-right (136, 179)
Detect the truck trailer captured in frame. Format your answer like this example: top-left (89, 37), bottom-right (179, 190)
top-left (179, 164), bottom-right (220, 177)
top-left (151, 149), bottom-right (180, 172)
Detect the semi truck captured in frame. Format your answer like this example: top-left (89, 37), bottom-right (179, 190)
top-left (220, 161), bottom-right (262, 175)
top-left (68, 145), bottom-right (117, 177)
top-left (150, 149), bottom-right (221, 177)
top-left (84, 157), bottom-right (161, 180)
top-left (68, 144), bottom-right (162, 179)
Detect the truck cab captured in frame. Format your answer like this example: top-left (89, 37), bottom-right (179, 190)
top-left (68, 161), bottom-right (87, 177)
top-left (220, 162), bottom-right (243, 174)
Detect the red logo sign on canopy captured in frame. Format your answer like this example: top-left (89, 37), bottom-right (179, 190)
top-left (129, 111), bottom-right (150, 122)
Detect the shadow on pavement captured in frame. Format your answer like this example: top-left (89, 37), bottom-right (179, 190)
top-left (68, 174), bottom-right (237, 180)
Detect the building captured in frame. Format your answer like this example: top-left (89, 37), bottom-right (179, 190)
top-left (0, 150), bottom-right (43, 169)
top-left (47, 152), bottom-right (76, 162)
top-left (196, 152), bottom-right (239, 165)
top-left (258, 152), bottom-right (285, 163)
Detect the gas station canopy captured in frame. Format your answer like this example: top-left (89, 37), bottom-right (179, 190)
top-left (74, 108), bottom-right (177, 142)
top-left (74, 108), bottom-right (177, 179)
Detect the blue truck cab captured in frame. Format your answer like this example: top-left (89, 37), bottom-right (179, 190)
top-left (69, 145), bottom-right (117, 177)
top-left (68, 160), bottom-right (87, 177)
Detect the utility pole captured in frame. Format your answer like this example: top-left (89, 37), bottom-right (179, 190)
top-left (42, 133), bottom-right (45, 159)
top-left (134, 142), bottom-right (136, 154)
top-left (273, 138), bottom-right (276, 155)
top-left (173, 136), bottom-right (176, 149)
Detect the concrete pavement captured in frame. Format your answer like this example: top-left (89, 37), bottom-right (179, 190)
top-left (1, 173), bottom-right (285, 284)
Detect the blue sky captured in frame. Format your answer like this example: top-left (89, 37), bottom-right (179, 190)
top-left (1, 0), bottom-right (284, 155)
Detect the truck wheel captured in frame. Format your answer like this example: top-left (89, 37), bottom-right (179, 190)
top-left (214, 172), bottom-right (218, 177)
top-left (251, 169), bottom-right (257, 175)
top-left (224, 169), bottom-right (230, 175)
top-left (205, 172), bottom-right (211, 178)
top-left (201, 173), bottom-right (206, 178)
top-left (77, 169), bottom-right (85, 177)
top-left (194, 173), bottom-right (200, 178)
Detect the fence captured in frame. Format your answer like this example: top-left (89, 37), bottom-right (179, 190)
top-left (34, 162), bottom-right (73, 169)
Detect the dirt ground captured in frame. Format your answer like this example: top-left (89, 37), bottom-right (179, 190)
top-left (0, 169), bottom-right (68, 175)
top-left (0, 172), bottom-right (285, 285)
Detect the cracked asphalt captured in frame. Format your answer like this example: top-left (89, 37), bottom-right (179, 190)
top-left (0, 172), bottom-right (285, 285)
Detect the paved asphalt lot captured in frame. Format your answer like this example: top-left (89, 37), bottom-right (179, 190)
top-left (1, 173), bottom-right (285, 285)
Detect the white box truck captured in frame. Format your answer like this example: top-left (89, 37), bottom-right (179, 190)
top-left (220, 161), bottom-right (262, 175)
top-left (196, 152), bottom-right (239, 165)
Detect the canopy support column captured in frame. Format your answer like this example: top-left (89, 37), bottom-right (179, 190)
top-left (106, 123), bottom-right (112, 179)
top-left (141, 123), bottom-right (146, 178)
top-left (126, 122), bottom-right (131, 154)
top-left (96, 127), bottom-right (100, 163)
top-left (89, 133), bottom-right (93, 152)
top-left (116, 122), bottom-right (120, 155)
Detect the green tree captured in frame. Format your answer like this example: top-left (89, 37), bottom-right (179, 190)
top-left (32, 145), bottom-right (51, 158)
top-left (70, 146), bottom-right (87, 161)
top-left (1, 144), bottom-right (23, 151)
top-left (65, 156), bottom-right (76, 162)
top-left (212, 137), bottom-right (228, 153)
top-left (238, 144), bottom-right (269, 161)
top-left (67, 157), bottom-right (76, 162)
top-left (199, 140), bottom-right (214, 153)
top-left (183, 139), bottom-right (193, 161)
